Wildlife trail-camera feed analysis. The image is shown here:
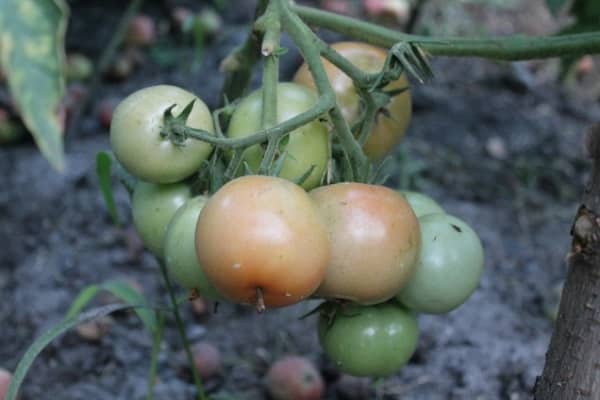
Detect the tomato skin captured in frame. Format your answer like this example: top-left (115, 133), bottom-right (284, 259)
top-left (400, 190), bottom-right (444, 218)
top-left (164, 196), bottom-right (222, 300)
top-left (318, 302), bottom-right (419, 377)
top-left (294, 42), bottom-right (411, 161)
top-left (310, 183), bottom-right (420, 305)
top-left (132, 181), bottom-right (190, 257)
top-left (397, 213), bottom-right (484, 314)
top-left (194, 175), bottom-right (330, 308)
top-left (226, 83), bottom-right (329, 190)
top-left (110, 85), bottom-right (214, 184)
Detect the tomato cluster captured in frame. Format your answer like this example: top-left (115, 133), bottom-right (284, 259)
top-left (109, 42), bottom-right (484, 378)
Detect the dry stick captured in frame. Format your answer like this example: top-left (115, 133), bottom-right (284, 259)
top-left (66, 0), bottom-right (144, 140)
top-left (533, 125), bottom-right (600, 400)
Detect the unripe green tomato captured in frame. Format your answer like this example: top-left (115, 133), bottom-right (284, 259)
top-left (164, 196), bottom-right (222, 300)
top-left (226, 83), bottom-right (329, 190)
top-left (397, 213), bottom-right (484, 314)
top-left (132, 181), bottom-right (191, 257)
top-left (110, 85), bottom-right (215, 184)
top-left (400, 191), bottom-right (444, 218)
top-left (318, 302), bottom-right (418, 377)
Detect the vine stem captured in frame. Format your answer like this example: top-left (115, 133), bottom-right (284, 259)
top-left (292, 4), bottom-right (600, 60)
top-left (158, 262), bottom-right (208, 400)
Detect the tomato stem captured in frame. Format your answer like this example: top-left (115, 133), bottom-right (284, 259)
top-left (256, 287), bottom-right (266, 313)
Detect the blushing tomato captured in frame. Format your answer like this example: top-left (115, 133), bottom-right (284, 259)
top-left (110, 85), bottom-right (214, 183)
top-left (226, 83), bottom-right (329, 190)
top-left (400, 190), bottom-right (445, 218)
top-left (310, 183), bottom-right (420, 305)
top-left (164, 196), bottom-right (222, 300)
top-left (294, 42), bottom-right (412, 161)
top-left (397, 213), bottom-right (484, 314)
top-left (194, 175), bottom-right (330, 309)
top-left (318, 302), bottom-right (419, 377)
top-left (131, 181), bottom-right (190, 257)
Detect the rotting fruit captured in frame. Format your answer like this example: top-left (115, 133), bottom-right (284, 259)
top-left (195, 175), bottom-right (330, 310)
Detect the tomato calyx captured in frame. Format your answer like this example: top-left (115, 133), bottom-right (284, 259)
top-left (161, 99), bottom-right (209, 146)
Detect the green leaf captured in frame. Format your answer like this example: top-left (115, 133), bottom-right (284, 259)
top-left (65, 281), bottom-right (158, 334)
top-left (96, 152), bottom-right (120, 226)
top-left (571, 0), bottom-right (600, 25)
top-left (6, 303), bottom-right (137, 400)
top-left (0, 0), bottom-right (69, 171)
top-left (546, 0), bottom-right (568, 16)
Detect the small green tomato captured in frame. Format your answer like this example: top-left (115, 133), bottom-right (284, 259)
top-left (400, 191), bottom-right (444, 218)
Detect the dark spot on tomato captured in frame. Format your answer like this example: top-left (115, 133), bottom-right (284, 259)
top-left (451, 224), bottom-right (462, 233)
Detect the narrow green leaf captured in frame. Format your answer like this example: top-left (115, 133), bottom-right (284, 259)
top-left (64, 284), bottom-right (101, 320)
top-left (96, 152), bottom-right (120, 226)
top-left (6, 304), bottom-right (136, 400)
top-left (101, 281), bottom-right (158, 333)
top-left (546, 0), bottom-right (568, 16)
top-left (0, 0), bottom-right (69, 170)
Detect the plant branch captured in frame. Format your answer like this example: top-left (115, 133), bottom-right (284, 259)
top-left (292, 4), bottom-right (600, 60)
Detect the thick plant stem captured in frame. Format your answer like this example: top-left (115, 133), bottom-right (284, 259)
top-left (278, 0), bottom-right (369, 181)
top-left (534, 125), bottom-right (600, 399)
top-left (292, 4), bottom-right (600, 60)
top-left (158, 262), bottom-right (208, 400)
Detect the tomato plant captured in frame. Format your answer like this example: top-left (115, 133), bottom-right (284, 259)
top-left (194, 175), bottom-right (330, 309)
top-left (401, 190), bottom-right (445, 218)
top-left (294, 41), bottom-right (412, 161)
top-left (164, 196), bottom-right (222, 300)
top-left (110, 85), bottom-right (215, 184)
top-left (318, 302), bottom-right (419, 377)
top-left (131, 181), bottom-right (191, 258)
top-left (226, 83), bottom-right (329, 190)
top-left (310, 182), bottom-right (421, 305)
top-left (397, 213), bottom-right (485, 314)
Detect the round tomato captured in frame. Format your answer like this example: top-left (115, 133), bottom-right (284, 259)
top-left (397, 213), bottom-right (484, 314)
top-left (164, 196), bottom-right (222, 300)
top-left (110, 85), bottom-right (214, 183)
top-left (132, 181), bottom-right (190, 257)
top-left (294, 42), bottom-right (412, 161)
top-left (310, 183), bottom-right (420, 305)
top-left (400, 190), bottom-right (444, 218)
top-left (226, 83), bottom-right (329, 190)
top-left (318, 302), bottom-right (419, 377)
top-left (195, 175), bottom-right (330, 309)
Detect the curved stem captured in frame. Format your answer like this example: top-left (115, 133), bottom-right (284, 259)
top-left (278, 0), bottom-right (369, 181)
top-left (292, 4), bottom-right (600, 60)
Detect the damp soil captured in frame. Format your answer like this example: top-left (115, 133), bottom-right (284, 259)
top-left (1, 1), bottom-right (599, 399)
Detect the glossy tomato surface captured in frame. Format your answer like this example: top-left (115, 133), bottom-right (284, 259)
top-left (310, 183), bottom-right (420, 305)
top-left (397, 213), bottom-right (484, 314)
top-left (400, 190), bottom-right (445, 218)
top-left (164, 196), bottom-right (222, 299)
top-left (318, 302), bottom-right (419, 377)
top-left (111, 85), bottom-right (214, 183)
top-left (294, 42), bottom-right (411, 161)
top-left (226, 83), bottom-right (329, 190)
top-left (195, 175), bottom-right (330, 308)
top-left (132, 181), bottom-right (190, 257)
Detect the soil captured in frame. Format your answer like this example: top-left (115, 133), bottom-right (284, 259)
top-left (1, 1), bottom-right (599, 399)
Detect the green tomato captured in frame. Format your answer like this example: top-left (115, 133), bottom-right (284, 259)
top-left (400, 191), bottom-right (444, 218)
top-left (227, 82), bottom-right (329, 190)
top-left (164, 196), bottom-right (222, 300)
top-left (318, 302), bottom-right (419, 377)
top-left (132, 181), bottom-right (191, 257)
top-left (397, 213), bottom-right (484, 314)
top-left (110, 85), bottom-right (215, 184)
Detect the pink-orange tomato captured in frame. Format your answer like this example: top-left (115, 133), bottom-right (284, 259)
top-left (195, 175), bottom-right (330, 309)
top-left (265, 356), bottom-right (324, 400)
top-left (310, 183), bottom-right (420, 305)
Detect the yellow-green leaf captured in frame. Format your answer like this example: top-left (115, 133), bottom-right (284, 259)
top-left (0, 0), bottom-right (69, 170)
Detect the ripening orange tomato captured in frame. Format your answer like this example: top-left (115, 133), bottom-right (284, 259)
top-left (294, 41), bottom-right (412, 161)
top-left (310, 183), bottom-right (420, 305)
top-left (194, 175), bottom-right (330, 309)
